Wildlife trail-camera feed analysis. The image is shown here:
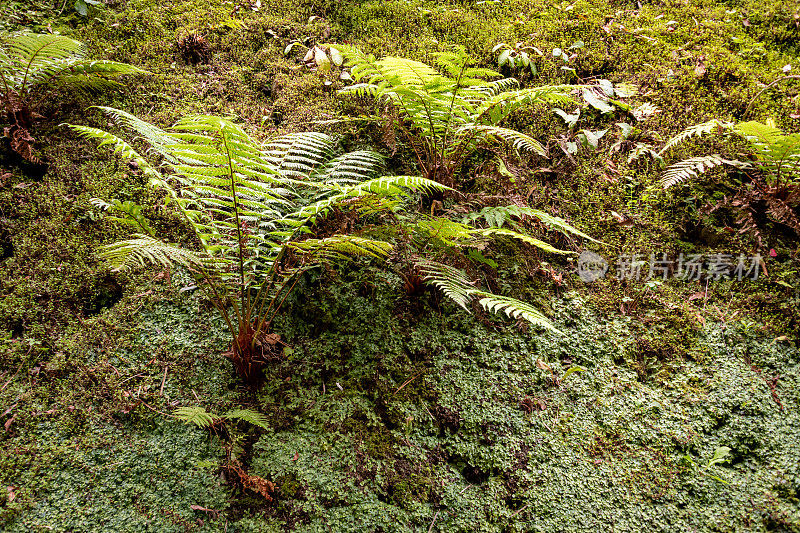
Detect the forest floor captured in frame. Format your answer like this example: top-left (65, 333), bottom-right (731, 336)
top-left (1, 0), bottom-right (799, 531)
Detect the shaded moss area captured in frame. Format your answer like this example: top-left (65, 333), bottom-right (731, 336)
top-left (1, 0), bottom-right (800, 530)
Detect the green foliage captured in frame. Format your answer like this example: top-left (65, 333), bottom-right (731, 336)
top-left (332, 44), bottom-right (574, 186)
top-left (71, 109), bottom-right (450, 380)
top-left (175, 406), bottom-right (270, 430)
top-left (0, 33), bottom-right (147, 98)
top-left (660, 120), bottom-right (800, 188)
top-left (0, 33), bottom-right (146, 161)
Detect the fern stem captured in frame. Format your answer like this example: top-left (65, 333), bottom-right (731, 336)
top-left (219, 126), bottom-right (248, 312)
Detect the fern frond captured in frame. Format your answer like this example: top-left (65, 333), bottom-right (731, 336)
top-left (92, 106), bottom-right (178, 161)
top-left (0, 33), bottom-right (148, 94)
top-left (100, 234), bottom-right (209, 271)
top-left (175, 406), bottom-right (215, 428)
top-left (415, 260), bottom-right (475, 310)
top-left (290, 235), bottom-right (393, 261)
top-left (526, 209), bottom-right (602, 243)
top-left (222, 409), bottom-right (270, 430)
top-left (456, 125), bottom-right (545, 155)
top-left (658, 119), bottom-right (734, 155)
top-left (472, 291), bottom-right (559, 333)
top-left (415, 217), bottom-right (474, 245)
top-left (310, 150), bottom-right (385, 185)
top-left (472, 227), bottom-right (570, 254)
top-left (660, 155), bottom-right (749, 188)
top-left (66, 124), bottom-right (163, 181)
top-left (296, 175), bottom-right (450, 220)
top-left (263, 132), bottom-right (339, 180)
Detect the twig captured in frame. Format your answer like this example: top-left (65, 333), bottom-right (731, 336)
top-left (428, 510), bottom-right (440, 533)
top-left (394, 371), bottom-right (424, 395)
top-left (509, 503), bottom-right (530, 520)
top-left (744, 75), bottom-right (800, 117)
top-left (159, 366), bottom-right (168, 396)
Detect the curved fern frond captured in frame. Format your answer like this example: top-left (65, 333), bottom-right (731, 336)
top-left (290, 235), bottom-right (393, 261)
top-left (456, 125), bottom-right (545, 155)
top-left (66, 124), bottom-right (164, 181)
top-left (658, 119), bottom-right (734, 156)
top-left (661, 155), bottom-right (750, 188)
top-left (310, 150), bottom-right (385, 185)
top-left (263, 132), bottom-right (339, 180)
top-left (0, 32), bottom-right (148, 94)
top-left (472, 227), bottom-right (571, 254)
top-left (415, 260), bottom-right (475, 310)
top-left (175, 406), bottom-right (215, 428)
top-left (414, 260), bottom-right (558, 331)
top-left (100, 234), bottom-right (210, 271)
top-left (472, 291), bottom-right (559, 333)
top-left (91, 106), bottom-right (178, 161)
top-left (526, 209), bottom-right (602, 243)
top-left (296, 175), bottom-right (450, 220)
top-left (222, 409), bottom-right (270, 430)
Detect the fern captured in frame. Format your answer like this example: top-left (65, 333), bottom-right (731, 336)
top-left (222, 409), bottom-right (270, 430)
top-left (661, 155), bottom-right (750, 188)
top-left (472, 291), bottom-right (559, 333)
top-left (415, 260), bottom-right (475, 310)
top-left (0, 32), bottom-right (147, 96)
top-left (414, 260), bottom-right (559, 331)
top-left (175, 406), bottom-right (270, 430)
top-left (175, 406), bottom-right (215, 428)
top-left (100, 234), bottom-right (209, 271)
top-left (658, 119), bottom-right (734, 156)
top-left (332, 44), bottom-right (575, 185)
top-left (1, 33), bottom-right (146, 162)
top-left (472, 227), bottom-right (570, 254)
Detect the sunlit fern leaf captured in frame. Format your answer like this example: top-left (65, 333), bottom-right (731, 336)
top-left (472, 227), bottom-right (571, 254)
top-left (661, 155), bottom-right (749, 188)
top-left (290, 235), bottom-right (393, 261)
top-left (475, 86), bottom-right (575, 122)
top-left (175, 406), bottom-right (215, 428)
top-left (415, 260), bottom-right (475, 310)
top-left (263, 132), bottom-right (340, 180)
top-left (0, 32), bottom-right (148, 94)
top-left (223, 409), bottom-right (270, 430)
top-left (415, 217), bottom-right (474, 245)
top-left (296, 175), bottom-right (450, 220)
top-left (100, 234), bottom-right (209, 271)
top-left (92, 105), bottom-right (178, 161)
top-left (456, 125), bottom-right (545, 156)
top-left (310, 150), bottom-right (385, 185)
top-left (374, 57), bottom-right (443, 88)
top-left (472, 291), bottom-right (559, 333)
top-left (658, 119), bottom-right (734, 156)
top-left (526, 209), bottom-right (603, 243)
top-left (66, 124), bottom-right (164, 181)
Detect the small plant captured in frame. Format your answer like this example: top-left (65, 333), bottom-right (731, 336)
top-left (176, 33), bottom-right (212, 65)
top-left (659, 119), bottom-right (800, 240)
top-left (331, 45), bottom-right (575, 187)
top-left (493, 42), bottom-right (542, 75)
top-left (71, 108), bottom-right (582, 384)
top-left (0, 32), bottom-right (147, 162)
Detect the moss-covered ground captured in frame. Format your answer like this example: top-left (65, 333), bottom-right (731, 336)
top-left (1, 0), bottom-right (799, 530)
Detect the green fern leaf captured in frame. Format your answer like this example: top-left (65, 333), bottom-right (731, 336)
top-left (175, 406), bottom-right (215, 428)
top-left (223, 409), bottom-right (270, 430)
top-left (472, 291), bottom-right (559, 333)
top-left (658, 119), bottom-right (734, 156)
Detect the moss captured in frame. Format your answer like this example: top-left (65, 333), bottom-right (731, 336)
top-left (1, 0), bottom-right (800, 529)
